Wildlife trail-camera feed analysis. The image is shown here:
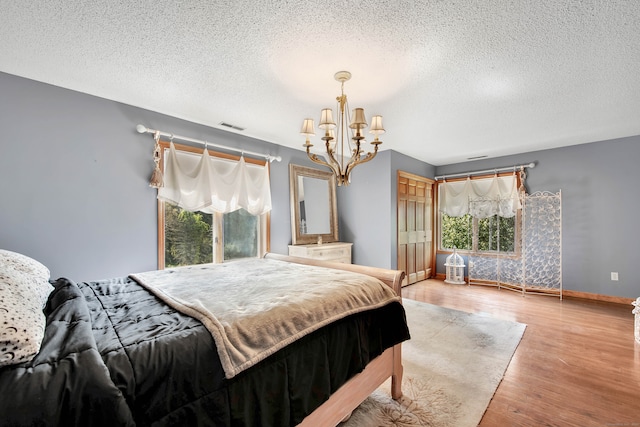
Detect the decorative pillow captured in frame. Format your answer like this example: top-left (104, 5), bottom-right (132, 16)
top-left (0, 250), bottom-right (53, 367)
top-left (0, 279), bottom-right (47, 367)
top-left (0, 250), bottom-right (50, 281)
top-left (0, 250), bottom-right (53, 307)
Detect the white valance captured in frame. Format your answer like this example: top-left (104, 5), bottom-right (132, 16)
top-left (158, 142), bottom-right (272, 215)
top-left (439, 175), bottom-right (521, 218)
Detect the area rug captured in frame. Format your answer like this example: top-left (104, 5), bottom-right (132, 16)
top-left (342, 298), bottom-right (526, 427)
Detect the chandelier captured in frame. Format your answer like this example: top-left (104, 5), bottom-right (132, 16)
top-left (300, 71), bottom-right (384, 186)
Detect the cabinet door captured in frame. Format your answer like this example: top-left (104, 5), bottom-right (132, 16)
top-left (398, 172), bottom-right (434, 285)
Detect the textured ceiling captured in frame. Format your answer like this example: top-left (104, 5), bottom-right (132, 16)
top-left (1, 1), bottom-right (639, 165)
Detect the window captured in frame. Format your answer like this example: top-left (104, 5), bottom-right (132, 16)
top-left (157, 142), bottom-right (270, 268)
top-left (440, 212), bottom-right (517, 253)
top-left (438, 174), bottom-right (521, 255)
top-left (162, 203), bottom-right (267, 267)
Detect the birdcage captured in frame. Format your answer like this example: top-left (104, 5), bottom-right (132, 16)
top-left (444, 249), bottom-right (466, 285)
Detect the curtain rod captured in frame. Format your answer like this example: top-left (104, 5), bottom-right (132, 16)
top-left (434, 162), bottom-right (536, 181)
top-left (136, 124), bottom-right (282, 163)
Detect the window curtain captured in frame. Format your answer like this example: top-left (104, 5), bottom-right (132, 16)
top-left (439, 175), bottom-right (520, 218)
top-left (158, 142), bottom-right (272, 215)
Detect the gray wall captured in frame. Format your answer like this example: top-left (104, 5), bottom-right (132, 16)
top-left (337, 150), bottom-right (435, 269)
top-left (0, 71), bottom-right (308, 281)
top-left (337, 151), bottom-right (393, 268)
top-left (434, 137), bottom-right (640, 298)
top-left (2, 71), bottom-right (638, 299)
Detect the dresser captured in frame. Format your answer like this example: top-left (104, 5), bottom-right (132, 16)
top-left (288, 242), bottom-right (353, 264)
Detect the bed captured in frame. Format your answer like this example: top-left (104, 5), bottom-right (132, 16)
top-left (0, 251), bottom-right (409, 426)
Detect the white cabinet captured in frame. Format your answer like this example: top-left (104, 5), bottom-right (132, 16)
top-left (288, 242), bottom-right (353, 264)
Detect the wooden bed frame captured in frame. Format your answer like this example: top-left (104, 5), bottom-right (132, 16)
top-left (264, 253), bottom-right (406, 426)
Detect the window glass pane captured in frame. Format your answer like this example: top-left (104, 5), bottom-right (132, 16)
top-left (477, 215), bottom-right (516, 252)
top-left (224, 208), bottom-right (258, 260)
top-left (441, 213), bottom-right (472, 250)
top-left (498, 216), bottom-right (516, 252)
top-left (477, 216), bottom-right (497, 251)
top-left (164, 203), bottom-right (213, 267)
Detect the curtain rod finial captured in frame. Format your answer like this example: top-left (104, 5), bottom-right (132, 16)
top-left (136, 124), bottom-right (148, 133)
top-left (528, 162), bottom-right (536, 168)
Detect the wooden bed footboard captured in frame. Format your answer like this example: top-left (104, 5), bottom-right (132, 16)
top-left (263, 253), bottom-right (406, 427)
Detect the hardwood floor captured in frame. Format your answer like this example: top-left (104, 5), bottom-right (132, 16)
top-left (402, 279), bottom-right (640, 427)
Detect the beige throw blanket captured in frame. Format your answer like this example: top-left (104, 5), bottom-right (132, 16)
top-left (130, 258), bottom-right (400, 379)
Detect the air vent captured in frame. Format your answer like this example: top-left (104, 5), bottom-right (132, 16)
top-left (467, 155), bottom-right (488, 160)
top-left (219, 122), bottom-right (246, 132)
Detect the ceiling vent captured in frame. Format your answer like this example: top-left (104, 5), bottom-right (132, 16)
top-left (219, 122), bottom-right (246, 132)
top-left (467, 155), bottom-right (488, 160)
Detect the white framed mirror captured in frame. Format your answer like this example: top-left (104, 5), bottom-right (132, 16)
top-left (289, 164), bottom-right (339, 245)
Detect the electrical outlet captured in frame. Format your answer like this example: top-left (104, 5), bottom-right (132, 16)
top-left (611, 272), bottom-right (619, 281)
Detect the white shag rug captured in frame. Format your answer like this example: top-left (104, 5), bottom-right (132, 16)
top-left (342, 298), bottom-right (526, 427)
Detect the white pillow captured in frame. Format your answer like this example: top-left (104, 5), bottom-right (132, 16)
top-left (0, 250), bottom-right (53, 307)
top-left (0, 280), bottom-right (47, 367)
top-left (0, 250), bottom-right (53, 367)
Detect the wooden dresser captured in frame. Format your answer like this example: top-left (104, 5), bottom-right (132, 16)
top-left (288, 242), bottom-right (353, 264)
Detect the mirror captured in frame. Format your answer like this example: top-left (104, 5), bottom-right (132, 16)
top-left (289, 164), bottom-right (339, 245)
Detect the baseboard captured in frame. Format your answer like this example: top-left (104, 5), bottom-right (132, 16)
top-left (562, 290), bottom-right (634, 305)
top-left (429, 274), bottom-right (634, 305)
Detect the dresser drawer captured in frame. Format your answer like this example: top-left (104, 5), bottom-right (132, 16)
top-left (305, 247), bottom-right (348, 260)
top-left (288, 243), bottom-right (352, 264)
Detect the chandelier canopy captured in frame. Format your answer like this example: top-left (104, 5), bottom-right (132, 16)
top-left (301, 71), bottom-right (384, 186)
